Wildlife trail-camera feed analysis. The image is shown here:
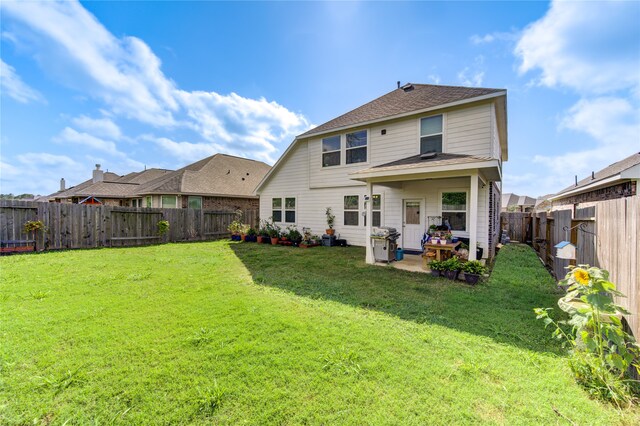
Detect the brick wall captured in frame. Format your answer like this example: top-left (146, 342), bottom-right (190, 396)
top-left (180, 196), bottom-right (259, 212)
top-left (553, 181), bottom-right (636, 206)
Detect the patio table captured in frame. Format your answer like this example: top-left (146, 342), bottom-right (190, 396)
top-left (423, 241), bottom-right (461, 261)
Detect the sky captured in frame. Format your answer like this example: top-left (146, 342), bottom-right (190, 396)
top-left (1, 0), bottom-right (639, 198)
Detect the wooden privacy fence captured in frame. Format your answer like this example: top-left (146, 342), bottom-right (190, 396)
top-left (0, 200), bottom-right (259, 251)
top-left (500, 212), bottom-right (532, 243)
top-left (530, 197), bottom-right (640, 337)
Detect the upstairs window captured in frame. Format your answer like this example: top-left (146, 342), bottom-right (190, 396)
top-left (284, 197), bottom-right (296, 223)
top-left (322, 136), bottom-right (341, 167)
top-left (420, 115), bottom-right (443, 154)
top-left (442, 191), bottom-right (467, 231)
top-left (272, 198), bottom-right (282, 222)
top-left (344, 195), bottom-right (359, 226)
top-left (346, 130), bottom-right (367, 164)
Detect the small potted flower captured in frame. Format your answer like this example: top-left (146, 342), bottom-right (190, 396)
top-left (228, 220), bottom-right (242, 241)
top-left (461, 260), bottom-right (487, 285)
top-left (246, 227), bottom-right (257, 242)
top-left (239, 224), bottom-right (250, 242)
top-left (287, 225), bottom-right (302, 246)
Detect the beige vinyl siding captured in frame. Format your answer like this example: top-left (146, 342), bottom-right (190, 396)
top-left (446, 103), bottom-right (492, 157)
top-left (490, 102), bottom-right (501, 161)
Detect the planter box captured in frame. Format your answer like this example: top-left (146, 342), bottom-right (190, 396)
top-left (464, 273), bottom-right (481, 285)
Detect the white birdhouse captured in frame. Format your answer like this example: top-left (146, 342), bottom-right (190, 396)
top-left (555, 241), bottom-right (576, 260)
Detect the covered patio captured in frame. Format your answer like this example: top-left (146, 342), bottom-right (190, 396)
top-left (349, 152), bottom-right (501, 265)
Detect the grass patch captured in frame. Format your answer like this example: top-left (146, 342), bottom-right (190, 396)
top-left (1, 242), bottom-right (638, 424)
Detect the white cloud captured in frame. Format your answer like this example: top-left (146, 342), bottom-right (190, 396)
top-left (55, 127), bottom-right (120, 156)
top-left (1, 0), bottom-right (312, 165)
top-left (515, 1), bottom-right (640, 94)
top-left (1, 153), bottom-right (83, 195)
top-left (0, 59), bottom-right (44, 103)
top-left (71, 115), bottom-right (122, 140)
top-left (426, 74), bottom-right (441, 85)
top-left (457, 68), bottom-right (484, 87)
top-left (560, 97), bottom-right (640, 147)
top-left (150, 137), bottom-right (218, 163)
top-left (470, 31), bottom-right (518, 45)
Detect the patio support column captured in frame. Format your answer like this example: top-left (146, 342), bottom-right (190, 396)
top-left (469, 172), bottom-right (478, 261)
top-left (365, 180), bottom-right (374, 264)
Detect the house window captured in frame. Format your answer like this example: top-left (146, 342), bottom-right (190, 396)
top-left (161, 195), bottom-right (177, 208)
top-left (346, 130), bottom-right (367, 164)
top-left (372, 194), bottom-right (381, 227)
top-left (284, 197), bottom-right (296, 223)
top-left (420, 115), bottom-right (443, 154)
top-left (145, 196), bottom-right (152, 208)
top-left (272, 198), bottom-right (282, 222)
top-left (188, 196), bottom-right (202, 209)
top-left (344, 195), bottom-right (359, 226)
top-left (442, 191), bottom-right (467, 231)
top-left (322, 135), bottom-right (341, 167)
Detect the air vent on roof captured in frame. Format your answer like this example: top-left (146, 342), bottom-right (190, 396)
top-left (401, 83), bottom-right (414, 92)
top-left (420, 152), bottom-right (437, 160)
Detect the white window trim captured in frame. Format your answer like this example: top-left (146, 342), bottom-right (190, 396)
top-left (417, 113), bottom-right (446, 154)
top-left (284, 196), bottom-right (297, 224)
top-left (439, 189), bottom-right (469, 234)
top-left (320, 129), bottom-right (370, 169)
top-left (271, 197), bottom-right (283, 223)
top-left (344, 195), bottom-right (360, 227)
top-left (321, 135), bottom-right (342, 168)
top-left (161, 195), bottom-right (178, 208)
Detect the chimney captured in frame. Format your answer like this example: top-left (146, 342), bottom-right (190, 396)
top-left (93, 164), bottom-right (104, 183)
top-left (60, 178), bottom-right (66, 191)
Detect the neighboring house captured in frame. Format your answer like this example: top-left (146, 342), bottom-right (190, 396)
top-left (533, 194), bottom-right (553, 212)
top-left (256, 83), bottom-right (508, 262)
top-left (136, 154), bottom-right (271, 212)
top-left (501, 193), bottom-right (536, 212)
top-left (49, 165), bottom-right (173, 206)
top-left (550, 152), bottom-right (640, 210)
top-left (47, 154), bottom-right (271, 213)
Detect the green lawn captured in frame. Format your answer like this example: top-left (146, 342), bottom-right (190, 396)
top-left (1, 242), bottom-right (637, 424)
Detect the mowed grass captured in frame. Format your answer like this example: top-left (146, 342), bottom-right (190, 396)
top-left (1, 242), bottom-right (638, 424)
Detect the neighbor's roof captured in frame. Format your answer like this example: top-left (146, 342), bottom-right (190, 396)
top-left (553, 152), bottom-right (640, 198)
top-left (137, 154), bottom-right (271, 197)
top-left (502, 193), bottom-right (535, 207)
top-left (299, 84), bottom-right (505, 138)
top-left (50, 168), bottom-right (173, 200)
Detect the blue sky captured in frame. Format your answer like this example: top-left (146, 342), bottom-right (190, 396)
top-left (1, 0), bottom-right (639, 197)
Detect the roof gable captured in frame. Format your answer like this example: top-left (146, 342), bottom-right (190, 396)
top-left (299, 83), bottom-right (505, 138)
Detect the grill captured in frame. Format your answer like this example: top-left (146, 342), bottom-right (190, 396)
top-left (371, 227), bottom-right (401, 262)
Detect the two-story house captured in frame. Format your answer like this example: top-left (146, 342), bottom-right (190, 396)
top-left (255, 83), bottom-right (508, 263)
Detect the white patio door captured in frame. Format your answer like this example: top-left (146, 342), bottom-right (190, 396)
top-left (402, 199), bottom-right (425, 250)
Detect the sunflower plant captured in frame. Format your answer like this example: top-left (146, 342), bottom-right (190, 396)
top-left (535, 265), bottom-right (640, 407)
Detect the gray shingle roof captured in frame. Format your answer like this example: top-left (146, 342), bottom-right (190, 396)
top-left (555, 152), bottom-right (640, 196)
top-left (137, 154), bottom-right (271, 197)
top-left (351, 153), bottom-right (493, 175)
top-left (299, 83), bottom-right (505, 138)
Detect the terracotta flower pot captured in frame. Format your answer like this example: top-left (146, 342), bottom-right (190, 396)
top-left (326, 229), bottom-right (335, 236)
top-left (270, 237), bottom-right (279, 245)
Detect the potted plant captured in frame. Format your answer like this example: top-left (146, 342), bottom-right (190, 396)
top-left (269, 224), bottom-right (281, 245)
top-left (228, 220), bottom-right (242, 241)
top-left (246, 227), bottom-right (257, 242)
top-left (286, 225), bottom-right (302, 246)
top-left (428, 259), bottom-right (444, 277)
top-left (325, 207), bottom-right (335, 235)
top-left (239, 224), bottom-right (250, 241)
top-left (476, 243), bottom-right (484, 261)
top-left (462, 260), bottom-right (487, 285)
top-left (442, 257), bottom-right (462, 280)
top-left (23, 220), bottom-right (46, 252)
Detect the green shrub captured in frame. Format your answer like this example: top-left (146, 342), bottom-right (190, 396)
top-left (462, 260), bottom-right (487, 275)
top-left (535, 265), bottom-right (640, 408)
top-left (157, 220), bottom-right (170, 236)
top-left (24, 220), bottom-right (46, 233)
top-left (429, 260), bottom-right (445, 271)
top-left (441, 257), bottom-right (461, 272)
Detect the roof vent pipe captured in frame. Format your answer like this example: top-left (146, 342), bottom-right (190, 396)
top-left (60, 178), bottom-right (65, 191)
top-left (591, 171), bottom-right (595, 180)
top-left (397, 81), bottom-right (400, 89)
top-left (575, 175), bottom-right (578, 186)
